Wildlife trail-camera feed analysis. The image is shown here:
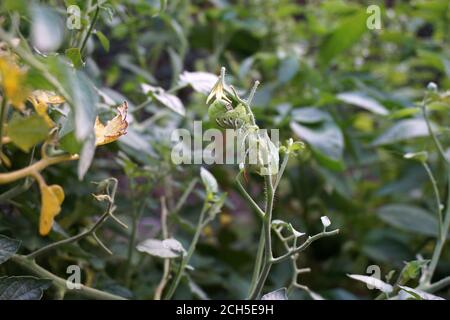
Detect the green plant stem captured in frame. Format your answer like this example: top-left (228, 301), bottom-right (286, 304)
top-left (164, 203), bottom-right (208, 299)
top-left (421, 101), bottom-right (450, 284)
top-left (11, 255), bottom-right (126, 300)
top-left (271, 229), bottom-right (340, 264)
top-left (421, 276), bottom-right (450, 293)
top-left (425, 163), bottom-right (450, 283)
top-left (248, 175), bottom-right (275, 299)
top-left (154, 197), bottom-right (170, 300)
top-left (421, 101), bottom-right (447, 163)
top-left (125, 193), bottom-right (146, 286)
top-left (80, 1), bottom-right (100, 55)
top-left (236, 171), bottom-right (265, 218)
top-left (247, 225), bottom-right (265, 297)
top-left (274, 153), bottom-right (290, 190)
top-left (422, 162), bottom-right (443, 234)
top-left (27, 182), bottom-right (120, 259)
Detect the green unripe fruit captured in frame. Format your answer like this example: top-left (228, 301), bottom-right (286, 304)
top-left (215, 104), bottom-right (251, 129)
top-left (208, 100), bottom-right (229, 123)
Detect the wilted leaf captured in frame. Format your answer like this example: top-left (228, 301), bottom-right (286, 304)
top-left (0, 55), bottom-right (29, 110)
top-left (0, 235), bottom-right (20, 265)
top-left (0, 277), bottom-right (51, 300)
top-left (28, 90), bottom-right (65, 127)
top-left (39, 183), bottom-right (65, 236)
top-left (95, 102), bottom-right (128, 146)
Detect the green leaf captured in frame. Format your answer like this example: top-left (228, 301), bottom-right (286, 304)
top-left (277, 56), bottom-right (299, 84)
top-left (290, 108), bottom-right (344, 170)
top-left (372, 119), bottom-right (434, 146)
top-left (200, 167), bottom-right (218, 195)
top-left (319, 10), bottom-right (368, 65)
top-left (65, 48), bottom-right (84, 69)
top-left (400, 260), bottom-right (429, 281)
top-left (78, 135), bottom-right (96, 180)
top-left (47, 57), bottom-right (98, 142)
top-left (7, 114), bottom-right (49, 152)
top-left (136, 238), bottom-right (186, 259)
top-left (261, 288), bottom-right (288, 300)
top-left (60, 131), bottom-right (82, 154)
top-left (337, 92), bottom-right (389, 115)
top-left (0, 235), bottom-right (20, 265)
top-left (376, 204), bottom-right (440, 237)
top-left (347, 274), bottom-right (393, 293)
top-left (31, 5), bottom-right (64, 53)
top-left (141, 83), bottom-right (185, 116)
top-left (179, 71), bottom-right (218, 95)
top-left (0, 277), bottom-right (52, 300)
top-left (95, 30), bottom-right (110, 52)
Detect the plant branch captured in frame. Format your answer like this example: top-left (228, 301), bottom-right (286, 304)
top-left (248, 175), bottom-right (275, 299)
top-left (422, 162), bottom-right (443, 234)
top-left (154, 197), bottom-right (171, 300)
top-left (0, 154), bottom-right (78, 185)
top-left (164, 202), bottom-right (208, 299)
top-left (80, 3), bottom-right (100, 55)
top-left (11, 254), bottom-right (126, 300)
top-left (421, 100), bottom-right (448, 164)
top-left (0, 97), bottom-right (8, 155)
top-left (26, 179), bottom-right (122, 259)
top-left (271, 229), bottom-right (340, 264)
top-left (236, 171), bottom-right (265, 218)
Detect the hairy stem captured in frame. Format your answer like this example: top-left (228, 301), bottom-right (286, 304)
top-left (248, 175), bottom-right (275, 299)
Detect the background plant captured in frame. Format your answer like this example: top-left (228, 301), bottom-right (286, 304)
top-left (0, 0), bottom-right (449, 300)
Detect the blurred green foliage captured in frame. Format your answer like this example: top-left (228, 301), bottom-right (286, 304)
top-left (0, 0), bottom-right (450, 300)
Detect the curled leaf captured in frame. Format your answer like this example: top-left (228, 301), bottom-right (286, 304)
top-left (28, 90), bottom-right (64, 127)
top-left (95, 102), bottom-right (128, 146)
top-left (39, 184), bottom-right (65, 236)
top-left (0, 55), bottom-right (29, 110)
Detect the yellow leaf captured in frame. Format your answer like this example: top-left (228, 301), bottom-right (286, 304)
top-left (39, 184), bottom-right (65, 236)
top-left (28, 90), bottom-right (65, 127)
top-left (30, 90), bottom-right (65, 105)
top-left (95, 101), bottom-right (128, 146)
top-left (0, 55), bottom-right (29, 110)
